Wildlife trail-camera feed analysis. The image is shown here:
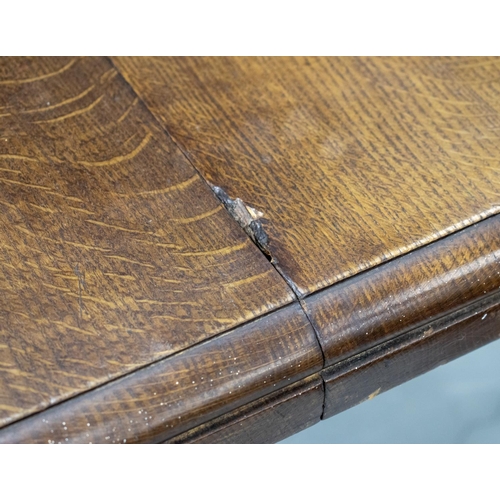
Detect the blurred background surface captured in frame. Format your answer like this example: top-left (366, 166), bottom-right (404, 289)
top-left (280, 338), bottom-right (500, 444)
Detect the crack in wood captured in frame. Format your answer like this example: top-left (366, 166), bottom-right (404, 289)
top-left (209, 183), bottom-right (271, 258)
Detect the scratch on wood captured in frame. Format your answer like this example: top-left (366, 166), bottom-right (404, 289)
top-left (209, 183), bottom-right (270, 257)
top-left (422, 326), bottom-right (434, 338)
top-left (74, 264), bottom-right (87, 326)
top-left (367, 387), bottom-right (381, 400)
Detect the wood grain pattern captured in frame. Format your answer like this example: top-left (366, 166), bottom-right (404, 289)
top-left (168, 375), bottom-right (323, 444)
top-left (2, 57), bottom-right (500, 444)
top-left (304, 215), bottom-right (500, 365)
top-left (0, 303), bottom-right (322, 443)
top-left (113, 56), bottom-right (500, 297)
top-left (322, 291), bottom-right (500, 420)
top-left (0, 57), bottom-right (294, 428)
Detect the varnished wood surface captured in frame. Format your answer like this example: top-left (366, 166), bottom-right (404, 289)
top-left (0, 303), bottom-right (322, 443)
top-left (304, 215), bottom-right (500, 365)
top-left (322, 292), bottom-right (500, 420)
top-left (169, 375), bottom-right (323, 444)
top-left (0, 57), bottom-right (293, 428)
top-left (114, 57), bottom-right (500, 297)
top-left (2, 57), bottom-right (500, 443)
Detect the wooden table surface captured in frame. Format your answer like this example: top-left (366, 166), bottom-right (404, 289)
top-left (0, 57), bottom-right (499, 443)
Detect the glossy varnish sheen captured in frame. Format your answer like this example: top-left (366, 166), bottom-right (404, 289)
top-left (1, 57), bottom-right (500, 444)
top-left (114, 56), bottom-right (500, 296)
top-left (304, 216), bottom-right (500, 365)
top-left (0, 303), bottom-right (322, 443)
top-left (322, 293), bottom-right (500, 420)
top-left (169, 375), bottom-right (324, 444)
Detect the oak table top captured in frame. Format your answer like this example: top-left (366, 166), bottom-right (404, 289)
top-left (0, 57), bottom-right (499, 443)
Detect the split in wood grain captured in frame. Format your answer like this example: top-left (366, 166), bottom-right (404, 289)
top-left (112, 56), bottom-right (500, 297)
top-left (0, 56), bottom-right (293, 429)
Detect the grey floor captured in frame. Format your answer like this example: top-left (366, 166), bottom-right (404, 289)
top-left (280, 338), bottom-right (500, 444)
